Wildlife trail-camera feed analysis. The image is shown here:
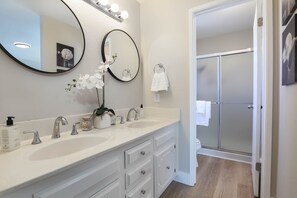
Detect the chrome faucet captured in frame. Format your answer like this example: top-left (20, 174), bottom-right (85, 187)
top-left (126, 108), bottom-right (140, 122)
top-left (52, 116), bottom-right (68, 138)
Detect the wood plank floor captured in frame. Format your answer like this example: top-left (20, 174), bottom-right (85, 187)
top-left (160, 155), bottom-right (254, 198)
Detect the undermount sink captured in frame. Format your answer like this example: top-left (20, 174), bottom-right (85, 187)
top-left (126, 120), bottom-right (159, 128)
top-left (29, 136), bottom-right (108, 161)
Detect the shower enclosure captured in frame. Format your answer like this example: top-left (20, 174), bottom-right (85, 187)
top-left (196, 50), bottom-right (253, 155)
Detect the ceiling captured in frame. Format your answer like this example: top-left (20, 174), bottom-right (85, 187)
top-left (196, 1), bottom-right (256, 40)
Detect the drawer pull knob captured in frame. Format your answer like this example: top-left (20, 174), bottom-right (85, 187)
top-left (166, 166), bottom-right (170, 170)
top-left (141, 190), bottom-right (146, 195)
top-left (141, 170), bottom-right (146, 175)
top-left (140, 151), bottom-right (146, 156)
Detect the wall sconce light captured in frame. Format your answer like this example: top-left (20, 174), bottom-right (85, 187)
top-left (83, 0), bottom-right (129, 22)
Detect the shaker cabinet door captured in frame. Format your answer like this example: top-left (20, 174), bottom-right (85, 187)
top-left (154, 143), bottom-right (176, 197)
top-left (90, 180), bottom-right (120, 198)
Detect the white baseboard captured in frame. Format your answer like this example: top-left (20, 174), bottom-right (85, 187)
top-left (198, 148), bottom-right (252, 164)
top-left (174, 171), bottom-right (195, 186)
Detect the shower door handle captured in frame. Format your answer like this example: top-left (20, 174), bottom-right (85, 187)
top-left (248, 104), bottom-right (253, 109)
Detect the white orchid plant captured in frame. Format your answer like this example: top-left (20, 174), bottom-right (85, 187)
top-left (66, 62), bottom-right (115, 116)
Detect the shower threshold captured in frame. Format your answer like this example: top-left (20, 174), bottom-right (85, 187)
top-left (198, 146), bottom-right (252, 164)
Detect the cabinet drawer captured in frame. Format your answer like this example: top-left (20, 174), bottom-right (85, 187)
top-left (154, 127), bottom-right (175, 150)
top-left (33, 158), bottom-right (120, 198)
top-left (90, 180), bottom-right (120, 198)
top-left (126, 176), bottom-right (153, 198)
top-left (126, 157), bottom-right (153, 189)
top-left (125, 140), bottom-right (153, 168)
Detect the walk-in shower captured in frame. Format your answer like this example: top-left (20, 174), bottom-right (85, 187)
top-left (196, 49), bottom-right (253, 155)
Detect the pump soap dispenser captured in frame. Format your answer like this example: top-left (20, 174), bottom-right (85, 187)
top-left (0, 116), bottom-right (21, 152)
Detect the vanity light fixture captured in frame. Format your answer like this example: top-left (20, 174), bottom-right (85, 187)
top-left (13, 42), bottom-right (31, 49)
top-left (84, 0), bottom-right (129, 22)
top-left (98, 0), bottom-right (108, 6)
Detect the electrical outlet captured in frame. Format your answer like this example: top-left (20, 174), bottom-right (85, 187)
top-left (154, 93), bottom-right (160, 102)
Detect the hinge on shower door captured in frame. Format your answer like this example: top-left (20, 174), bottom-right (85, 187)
top-left (256, 162), bottom-right (261, 172)
top-left (258, 17), bottom-right (263, 27)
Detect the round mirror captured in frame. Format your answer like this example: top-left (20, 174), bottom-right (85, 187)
top-left (0, 0), bottom-right (85, 74)
top-left (101, 29), bottom-right (140, 82)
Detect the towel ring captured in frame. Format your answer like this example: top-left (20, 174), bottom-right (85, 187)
top-left (153, 64), bottom-right (166, 73)
top-left (122, 68), bottom-right (132, 77)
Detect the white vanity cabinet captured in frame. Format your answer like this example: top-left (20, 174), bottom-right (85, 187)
top-left (1, 122), bottom-right (178, 198)
top-left (154, 124), bottom-right (177, 198)
top-left (89, 180), bottom-right (121, 198)
top-left (2, 150), bottom-right (124, 198)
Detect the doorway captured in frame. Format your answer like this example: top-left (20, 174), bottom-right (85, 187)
top-left (195, 0), bottom-right (257, 195)
top-left (188, 0), bottom-right (273, 197)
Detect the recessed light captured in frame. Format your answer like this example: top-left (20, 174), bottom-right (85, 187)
top-left (13, 42), bottom-right (31, 49)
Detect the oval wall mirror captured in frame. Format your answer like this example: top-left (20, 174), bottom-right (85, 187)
top-left (101, 29), bottom-right (140, 82)
top-left (0, 0), bottom-right (85, 74)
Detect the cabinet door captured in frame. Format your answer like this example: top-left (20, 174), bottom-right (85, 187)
top-left (33, 159), bottom-right (120, 198)
top-left (154, 144), bottom-right (176, 197)
top-left (90, 180), bottom-right (120, 198)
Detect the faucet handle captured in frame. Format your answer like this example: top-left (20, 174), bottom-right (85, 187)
top-left (117, 115), bottom-right (125, 124)
top-left (23, 130), bottom-right (42, 145)
top-left (71, 122), bottom-right (80, 135)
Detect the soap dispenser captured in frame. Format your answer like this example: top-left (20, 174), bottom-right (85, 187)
top-left (0, 116), bottom-right (21, 152)
top-left (140, 104), bottom-right (145, 118)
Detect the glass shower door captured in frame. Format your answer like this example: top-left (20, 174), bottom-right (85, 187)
top-left (196, 57), bottom-right (219, 149)
top-left (220, 53), bottom-right (253, 154)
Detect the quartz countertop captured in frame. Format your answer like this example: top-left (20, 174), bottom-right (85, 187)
top-left (0, 116), bottom-right (179, 196)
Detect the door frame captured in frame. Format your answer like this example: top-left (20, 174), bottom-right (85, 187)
top-left (188, 0), bottom-right (273, 197)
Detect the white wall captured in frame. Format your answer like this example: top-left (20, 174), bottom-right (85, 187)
top-left (197, 29), bottom-right (253, 55)
top-left (274, 0), bottom-right (297, 197)
top-left (0, 0), bottom-right (142, 124)
top-left (140, 0), bottom-right (214, 176)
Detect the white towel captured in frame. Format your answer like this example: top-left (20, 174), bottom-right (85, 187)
top-left (150, 71), bottom-right (169, 92)
top-left (196, 101), bottom-right (211, 126)
top-left (196, 100), bottom-right (206, 114)
top-left (122, 76), bottom-right (131, 81)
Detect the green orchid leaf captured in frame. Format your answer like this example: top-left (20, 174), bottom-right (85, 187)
top-left (107, 109), bottom-right (115, 115)
top-left (93, 106), bottom-right (115, 116)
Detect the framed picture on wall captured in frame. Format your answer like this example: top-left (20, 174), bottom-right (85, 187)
top-left (282, 0), bottom-right (297, 25)
top-left (57, 43), bottom-right (74, 68)
top-left (282, 14), bottom-right (297, 85)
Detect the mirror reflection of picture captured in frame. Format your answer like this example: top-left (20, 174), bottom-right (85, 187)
top-left (57, 43), bottom-right (74, 68)
top-left (282, 14), bottom-right (297, 85)
top-left (104, 38), bottom-right (112, 62)
top-left (282, 0), bottom-right (297, 25)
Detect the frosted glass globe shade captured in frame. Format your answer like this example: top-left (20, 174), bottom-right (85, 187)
top-left (121, 11), bottom-right (129, 19)
top-left (110, 3), bottom-right (119, 12)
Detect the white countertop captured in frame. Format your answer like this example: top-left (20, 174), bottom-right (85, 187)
top-left (0, 117), bottom-right (179, 196)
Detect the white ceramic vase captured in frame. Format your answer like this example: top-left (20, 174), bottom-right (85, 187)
top-left (94, 113), bottom-right (111, 129)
